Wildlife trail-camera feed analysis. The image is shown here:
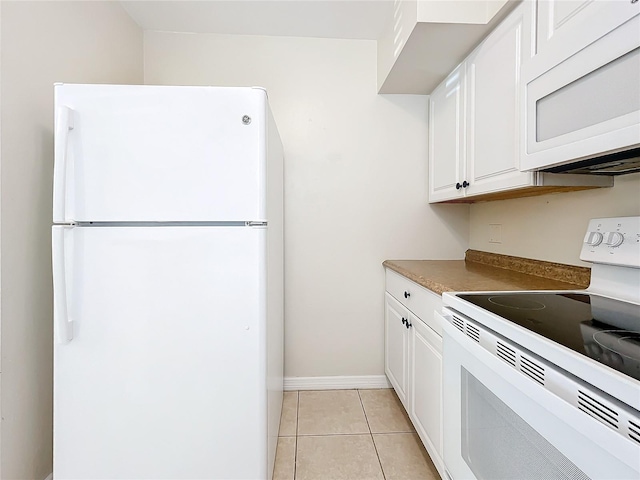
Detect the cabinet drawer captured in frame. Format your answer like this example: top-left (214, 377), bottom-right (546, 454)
top-left (385, 269), bottom-right (443, 335)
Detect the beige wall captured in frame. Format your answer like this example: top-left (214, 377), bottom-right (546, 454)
top-left (469, 173), bottom-right (640, 266)
top-left (144, 31), bottom-right (469, 378)
top-left (0, 2), bottom-right (142, 478)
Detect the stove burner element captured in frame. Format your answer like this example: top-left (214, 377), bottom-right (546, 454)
top-left (488, 295), bottom-right (546, 311)
top-left (593, 330), bottom-right (640, 361)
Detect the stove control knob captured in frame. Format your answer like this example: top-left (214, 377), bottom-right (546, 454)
top-left (604, 231), bottom-right (625, 247)
top-left (584, 231), bottom-right (603, 246)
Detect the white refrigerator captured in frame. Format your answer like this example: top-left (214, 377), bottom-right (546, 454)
top-left (52, 84), bottom-right (284, 480)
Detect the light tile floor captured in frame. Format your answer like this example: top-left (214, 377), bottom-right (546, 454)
top-left (274, 389), bottom-right (441, 480)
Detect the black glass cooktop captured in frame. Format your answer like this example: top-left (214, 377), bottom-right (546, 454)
top-left (457, 293), bottom-right (640, 381)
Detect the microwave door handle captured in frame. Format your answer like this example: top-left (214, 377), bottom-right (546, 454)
top-left (53, 106), bottom-right (74, 223)
top-left (53, 227), bottom-right (73, 343)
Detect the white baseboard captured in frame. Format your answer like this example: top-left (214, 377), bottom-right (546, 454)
top-left (284, 375), bottom-right (391, 391)
top-left (44, 474), bottom-right (53, 480)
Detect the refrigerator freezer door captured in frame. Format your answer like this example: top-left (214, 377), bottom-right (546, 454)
top-left (53, 84), bottom-right (267, 223)
top-left (53, 226), bottom-right (268, 479)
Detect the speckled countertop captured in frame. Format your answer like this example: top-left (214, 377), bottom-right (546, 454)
top-left (383, 250), bottom-right (590, 295)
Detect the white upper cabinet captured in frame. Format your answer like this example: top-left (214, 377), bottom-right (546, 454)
top-left (521, 0), bottom-right (640, 171)
top-left (429, 1), bottom-right (536, 203)
top-left (376, 0), bottom-right (514, 94)
top-left (428, 0), bottom-right (614, 203)
top-left (465, 1), bottom-right (534, 196)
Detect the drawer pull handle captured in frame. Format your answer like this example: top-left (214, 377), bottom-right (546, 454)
top-left (404, 291), bottom-right (411, 298)
top-left (405, 319), bottom-right (412, 329)
top-left (401, 317), bottom-right (407, 325)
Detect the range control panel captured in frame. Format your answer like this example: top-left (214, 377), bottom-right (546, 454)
top-left (580, 216), bottom-right (640, 267)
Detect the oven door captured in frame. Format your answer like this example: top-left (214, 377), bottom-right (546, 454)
top-left (440, 310), bottom-right (640, 480)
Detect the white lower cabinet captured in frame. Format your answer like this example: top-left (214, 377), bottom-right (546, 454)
top-left (384, 269), bottom-right (444, 477)
top-left (410, 314), bottom-right (442, 463)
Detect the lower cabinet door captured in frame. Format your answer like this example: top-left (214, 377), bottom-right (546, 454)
top-left (385, 293), bottom-right (410, 407)
top-left (410, 314), bottom-right (444, 476)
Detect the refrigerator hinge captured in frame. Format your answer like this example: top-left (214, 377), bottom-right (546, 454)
top-left (246, 221), bottom-right (267, 227)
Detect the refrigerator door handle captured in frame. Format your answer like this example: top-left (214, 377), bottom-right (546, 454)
top-left (53, 226), bottom-right (73, 343)
top-left (53, 106), bottom-right (74, 223)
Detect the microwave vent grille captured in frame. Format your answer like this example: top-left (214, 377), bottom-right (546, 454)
top-left (577, 390), bottom-right (619, 430)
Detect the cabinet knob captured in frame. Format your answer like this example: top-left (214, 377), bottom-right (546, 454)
top-left (404, 291), bottom-right (411, 298)
top-left (455, 182), bottom-right (462, 190)
top-left (405, 319), bottom-right (412, 329)
top-left (462, 180), bottom-right (470, 188)
top-left (401, 317), bottom-right (407, 325)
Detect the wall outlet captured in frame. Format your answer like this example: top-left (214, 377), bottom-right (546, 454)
top-left (489, 224), bottom-right (502, 243)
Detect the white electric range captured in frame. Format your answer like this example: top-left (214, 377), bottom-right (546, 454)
top-left (440, 216), bottom-right (640, 480)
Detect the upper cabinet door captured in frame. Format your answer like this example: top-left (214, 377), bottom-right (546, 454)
top-left (465, 1), bottom-right (534, 196)
top-left (428, 64), bottom-right (466, 203)
top-left (531, 0), bottom-right (640, 79)
top-left (54, 84), bottom-right (268, 223)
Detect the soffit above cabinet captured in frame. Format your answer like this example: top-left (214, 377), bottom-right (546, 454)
top-left (377, 0), bottom-right (519, 94)
top-left (119, 0), bottom-right (394, 40)
top-left (121, 0), bottom-right (517, 95)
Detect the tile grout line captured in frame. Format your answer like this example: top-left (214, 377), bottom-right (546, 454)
top-left (356, 389), bottom-right (373, 434)
top-left (357, 389), bottom-right (387, 480)
top-left (371, 431), bottom-right (413, 436)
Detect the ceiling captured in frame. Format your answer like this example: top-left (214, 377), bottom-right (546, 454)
top-left (120, 0), bottom-right (395, 40)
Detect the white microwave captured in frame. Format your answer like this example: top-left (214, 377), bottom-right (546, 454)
top-left (521, 1), bottom-right (640, 172)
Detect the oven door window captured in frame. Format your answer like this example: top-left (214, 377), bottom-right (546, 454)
top-left (461, 368), bottom-right (588, 479)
